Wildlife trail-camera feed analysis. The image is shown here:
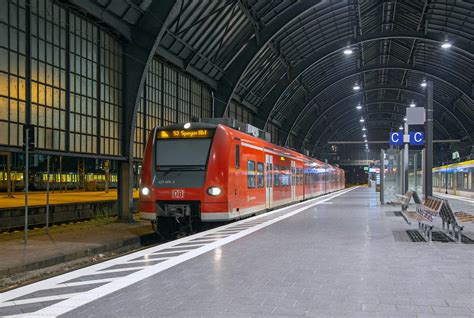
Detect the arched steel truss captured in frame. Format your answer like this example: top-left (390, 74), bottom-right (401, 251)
top-left (212, 1), bottom-right (325, 117)
top-left (295, 87), bottom-right (472, 148)
top-left (255, 31), bottom-right (474, 128)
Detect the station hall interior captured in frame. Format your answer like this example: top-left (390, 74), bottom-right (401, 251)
top-left (0, 0), bottom-right (473, 317)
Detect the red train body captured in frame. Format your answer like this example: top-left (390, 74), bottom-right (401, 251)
top-left (139, 122), bottom-right (345, 226)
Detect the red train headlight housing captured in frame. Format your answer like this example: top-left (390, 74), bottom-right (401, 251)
top-left (141, 187), bottom-right (151, 196)
top-left (207, 187), bottom-right (221, 196)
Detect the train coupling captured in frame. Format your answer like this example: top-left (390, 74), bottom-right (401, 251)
top-left (164, 204), bottom-right (191, 218)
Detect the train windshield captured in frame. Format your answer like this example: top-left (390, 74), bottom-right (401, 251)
top-left (155, 139), bottom-right (212, 168)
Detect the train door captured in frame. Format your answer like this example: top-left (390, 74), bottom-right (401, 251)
top-left (291, 161), bottom-right (296, 201)
top-left (233, 140), bottom-right (241, 214)
top-left (265, 154), bottom-right (273, 209)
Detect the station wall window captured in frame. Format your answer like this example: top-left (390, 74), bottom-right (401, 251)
top-left (133, 90), bottom-right (146, 158)
top-left (69, 13), bottom-right (98, 154)
top-left (265, 122), bottom-right (281, 146)
top-left (257, 162), bottom-right (264, 188)
top-left (162, 64), bottom-right (177, 126)
top-left (0, 0), bottom-right (26, 147)
top-left (100, 30), bottom-right (122, 156)
top-left (133, 59), bottom-right (163, 158)
top-left (177, 72), bottom-right (190, 123)
top-left (225, 100), bottom-right (254, 125)
top-left (132, 58), bottom-right (214, 159)
top-left (247, 160), bottom-right (255, 188)
top-left (190, 80), bottom-right (201, 119)
top-left (202, 85), bottom-right (212, 118)
top-left (1, 0), bottom-right (124, 155)
top-left (30, 0), bottom-right (67, 151)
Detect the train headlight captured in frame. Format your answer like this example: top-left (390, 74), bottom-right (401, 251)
top-left (207, 187), bottom-right (221, 196)
top-left (141, 187), bottom-right (151, 196)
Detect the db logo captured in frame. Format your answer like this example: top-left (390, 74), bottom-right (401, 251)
top-left (171, 189), bottom-right (185, 199)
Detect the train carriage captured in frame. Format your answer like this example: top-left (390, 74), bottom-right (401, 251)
top-left (139, 121), bottom-right (345, 234)
top-left (433, 160), bottom-right (474, 198)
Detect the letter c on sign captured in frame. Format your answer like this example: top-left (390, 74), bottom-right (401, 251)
top-left (391, 133), bottom-right (399, 143)
top-left (414, 132), bottom-right (422, 142)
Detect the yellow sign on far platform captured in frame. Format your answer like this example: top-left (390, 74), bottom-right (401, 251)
top-left (158, 129), bottom-right (210, 139)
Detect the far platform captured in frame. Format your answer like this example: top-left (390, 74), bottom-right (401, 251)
top-left (0, 189), bottom-right (139, 209)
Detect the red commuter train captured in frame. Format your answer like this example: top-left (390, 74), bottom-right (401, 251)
top-left (139, 121), bottom-right (345, 235)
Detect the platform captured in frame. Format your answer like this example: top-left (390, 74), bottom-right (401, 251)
top-left (0, 215), bottom-right (155, 291)
top-left (0, 190), bottom-right (139, 209)
top-left (1, 187), bottom-right (473, 317)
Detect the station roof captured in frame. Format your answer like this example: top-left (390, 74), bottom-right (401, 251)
top-left (71, 0), bottom-right (473, 154)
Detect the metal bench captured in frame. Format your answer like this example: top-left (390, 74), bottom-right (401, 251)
top-left (438, 198), bottom-right (474, 243)
top-left (401, 196), bottom-right (444, 242)
top-left (395, 190), bottom-right (413, 212)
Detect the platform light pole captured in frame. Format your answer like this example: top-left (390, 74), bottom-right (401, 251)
top-left (46, 155), bottom-right (50, 232)
top-left (403, 122), bottom-right (409, 194)
top-left (424, 81), bottom-right (433, 198)
top-left (24, 127), bottom-right (29, 244)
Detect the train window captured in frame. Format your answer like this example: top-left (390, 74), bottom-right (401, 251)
top-left (274, 165), bottom-right (279, 187)
top-left (247, 160), bottom-right (255, 188)
top-left (281, 166), bottom-right (290, 186)
top-left (235, 145), bottom-right (240, 169)
top-left (257, 162), bottom-right (264, 188)
top-left (266, 163), bottom-right (272, 188)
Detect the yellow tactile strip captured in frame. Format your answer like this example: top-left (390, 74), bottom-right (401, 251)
top-left (0, 190), bottom-right (139, 209)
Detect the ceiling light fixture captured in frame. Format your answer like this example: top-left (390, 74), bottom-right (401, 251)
top-left (441, 0), bottom-right (451, 49)
top-left (399, 126), bottom-right (403, 130)
top-left (356, 104), bottom-right (362, 110)
top-left (421, 79), bottom-right (427, 87)
top-left (343, 47), bottom-right (353, 55)
top-left (362, 127), bottom-right (366, 131)
top-left (410, 102), bottom-right (416, 108)
top-left (353, 83), bottom-right (361, 91)
top-left (359, 118), bottom-right (365, 122)
top-left (404, 117), bottom-right (407, 121)
top-left (363, 134), bottom-right (366, 138)
top-left (441, 39), bottom-right (452, 49)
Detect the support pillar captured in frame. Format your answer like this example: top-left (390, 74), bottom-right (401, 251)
top-left (380, 149), bottom-right (385, 204)
top-left (424, 81), bottom-right (433, 198)
top-left (403, 122), bottom-right (409, 194)
top-left (414, 152), bottom-right (417, 192)
top-left (118, 160), bottom-right (133, 222)
top-left (7, 152), bottom-right (12, 197)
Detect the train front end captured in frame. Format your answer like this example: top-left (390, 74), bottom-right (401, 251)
top-left (139, 123), bottom-right (229, 235)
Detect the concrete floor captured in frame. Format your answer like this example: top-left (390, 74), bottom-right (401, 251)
top-left (1, 187), bottom-right (473, 317)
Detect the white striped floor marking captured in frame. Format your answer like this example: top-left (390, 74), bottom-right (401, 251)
top-left (0, 187), bottom-right (357, 317)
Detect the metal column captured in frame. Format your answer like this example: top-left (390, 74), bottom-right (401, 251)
top-left (403, 122), bottom-right (409, 194)
top-left (118, 160), bottom-right (133, 222)
top-left (424, 81), bottom-right (433, 197)
top-left (380, 149), bottom-right (384, 204)
top-left (7, 152), bottom-right (12, 197)
top-left (414, 152), bottom-right (417, 192)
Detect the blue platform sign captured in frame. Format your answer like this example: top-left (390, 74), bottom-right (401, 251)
top-left (410, 131), bottom-right (424, 145)
top-left (389, 132), bottom-right (403, 145)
